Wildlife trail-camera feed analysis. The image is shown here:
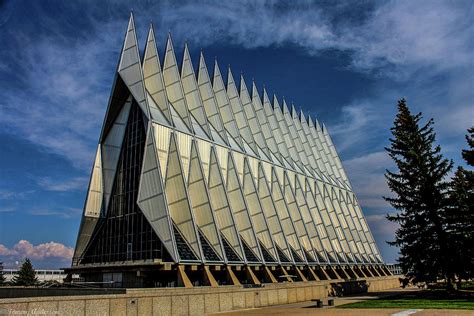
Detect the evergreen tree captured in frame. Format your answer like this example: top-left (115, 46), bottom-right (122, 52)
top-left (462, 127), bottom-right (474, 166)
top-left (445, 127), bottom-right (474, 284)
top-left (384, 99), bottom-right (453, 286)
top-left (11, 258), bottom-right (38, 286)
top-left (446, 167), bottom-right (474, 283)
top-left (0, 261), bottom-right (5, 285)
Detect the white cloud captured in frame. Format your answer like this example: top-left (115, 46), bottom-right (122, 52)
top-left (0, 19), bottom-right (123, 170)
top-left (328, 101), bottom-right (390, 152)
top-left (366, 214), bottom-right (399, 236)
top-left (37, 177), bottom-right (88, 192)
top-left (343, 151), bottom-right (393, 209)
top-left (0, 206), bottom-right (15, 213)
top-left (0, 240), bottom-right (74, 268)
top-left (0, 190), bottom-right (35, 200)
top-left (155, 1), bottom-right (473, 75)
top-left (28, 208), bottom-right (82, 219)
top-left (341, 1), bottom-right (473, 74)
top-left (0, 0), bottom-right (471, 172)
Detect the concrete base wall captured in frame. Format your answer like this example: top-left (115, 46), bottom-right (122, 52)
top-left (367, 276), bottom-right (400, 292)
top-left (0, 287), bottom-right (126, 299)
top-left (0, 276), bottom-right (399, 315)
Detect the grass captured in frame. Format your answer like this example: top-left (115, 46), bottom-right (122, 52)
top-left (338, 290), bottom-right (474, 310)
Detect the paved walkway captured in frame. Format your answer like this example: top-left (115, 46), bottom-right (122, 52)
top-left (211, 289), bottom-right (473, 316)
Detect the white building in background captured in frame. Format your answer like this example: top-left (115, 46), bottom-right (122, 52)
top-left (3, 269), bottom-right (66, 283)
top-left (386, 264), bottom-right (402, 275)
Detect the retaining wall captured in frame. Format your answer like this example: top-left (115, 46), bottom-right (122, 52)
top-left (0, 276), bottom-right (399, 315)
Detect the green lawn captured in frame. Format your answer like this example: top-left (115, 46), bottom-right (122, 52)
top-left (338, 290), bottom-right (474, 310)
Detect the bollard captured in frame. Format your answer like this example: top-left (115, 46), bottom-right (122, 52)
top-left (328, 298), bottom-right (334, 306)
top-left (311, 299), bottom-right (323, 308)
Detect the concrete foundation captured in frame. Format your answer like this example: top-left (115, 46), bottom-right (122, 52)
top-left (0, 276), bottom-right (399, 315)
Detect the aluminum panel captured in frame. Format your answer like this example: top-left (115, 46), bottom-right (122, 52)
top-left (252, 83), bottom-right (280, 159)
top-left (262, 89), bottom-right (290, 167)
top-left (207, 147), bottom-right (244, 262)
top-left (196, 139), bottom-right (212, 182)
top-left (164, 133), bottom-right (202, 261)
top-left (322, 184), bottom-right (350, 263)
top-left (215, 145), bottom-right (228, 185)
top-left (137, 124), bottom-right (178, 262)
top-left (239, 76), bottom-right (268, 156)
top-left (257, 163), bottom-right (292, 263)
top-left (187, 141), bottom-right (224, 261)
top-left (337, 190), bottom-right (366, 262)
top-left (227, 68), bottom-right (259, 156)
top-left (163, 35), bottom-right (193, 132)
top-left (84, 144), bottom-right (103, 218)
top-left (226, 153), bottom-right (262, 262)
top-left (176, 131), bottom-right (192, 183)
top-left (282, 171), bottom-right (314, 262)
top-left (242, 159), bottom-right (278, 262)
top-left (102, 100), bottom-right (131, 212)
top-left (117, 14), bottom-right (149, 117)
top-left (197, 53), bottom-right (229, 145)
top-left (153, 124), bottom-right (171, 179)
top-left (181, 44), bottom-right (212, 139)
top-left (270, 168), bottom-right (305, 263)
top-left (294, 177), bottom-right (327, 263)
top-left (143, 26), bottom-right (172, 124)
top-left (73, 217), bottom-right (99, 264)
top-left (212, 61), bottom-right (244, 150)
top-left (304, 178), bottom-right (337, 263)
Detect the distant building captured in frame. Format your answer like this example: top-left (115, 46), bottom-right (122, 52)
top-left (3, 269), bottom-right (66, 283)
top-left (386, 264), bottom-right (402, 275)
top-left (67, 13), bottom-right (390, 288)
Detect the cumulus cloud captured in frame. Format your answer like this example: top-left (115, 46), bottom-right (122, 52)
top-left (0, 240), bottom-right (74, 268)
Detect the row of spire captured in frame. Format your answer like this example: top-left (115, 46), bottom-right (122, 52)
top-left (116, 13), bottom-right (351, 191)
top-left (144, 23), bottom-right (327, 133)
top-left (74, 13), bottom-right (384, 267)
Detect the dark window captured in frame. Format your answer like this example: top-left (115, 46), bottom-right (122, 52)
top-left (327, 253), bottom-right (337, 263)
top-left (304, 249), bottom-right (317, 263)
top-left (221, 236), bottom-right (241, 262)
top-left (337, 253), bottom-right (346, 263)
top-left (290, 246), bottom-right (304, 263)
top-left (315, 251), bottom-right (327, 263)
top-left (173, 223), bottom-right (198, 261)
top-left (127, 243), bottom-right (132, 260)
top-left (198, 229), bottom-right (221, 262)
top-left (240, 236), bottom-right (260, 262)
top-left (259, 241), bottom-right (276, 263)
top-left (276, 245), bottom-right (291, 263)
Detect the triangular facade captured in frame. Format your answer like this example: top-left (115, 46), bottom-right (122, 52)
top-left (72, 15), bottom-right (387, 286)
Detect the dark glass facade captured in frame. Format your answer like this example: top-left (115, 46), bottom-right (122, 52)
top-left (81, 103), bottom-right (171, 264)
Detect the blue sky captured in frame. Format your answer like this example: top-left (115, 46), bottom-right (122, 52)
top-left (0, 0), bottom-right (473, 268)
